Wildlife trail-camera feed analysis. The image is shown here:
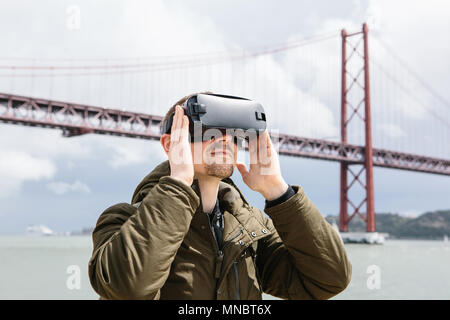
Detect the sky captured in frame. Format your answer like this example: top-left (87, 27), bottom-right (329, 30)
top-left (0, 0), bottom-right (449, 234)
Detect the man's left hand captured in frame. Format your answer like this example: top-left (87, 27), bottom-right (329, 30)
top-left (235, 130), bottom-right (289, 201)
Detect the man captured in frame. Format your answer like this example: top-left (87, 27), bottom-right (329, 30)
top-left (88, 93), bottom-right (352, 300)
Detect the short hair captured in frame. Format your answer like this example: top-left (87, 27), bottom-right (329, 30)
top-left (161, 91), bottom-right (213, 132)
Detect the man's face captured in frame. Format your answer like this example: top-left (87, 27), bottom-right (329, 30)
top-left (191, 132), bottom-right (238, 180)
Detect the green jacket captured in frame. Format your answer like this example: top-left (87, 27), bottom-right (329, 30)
top-left (88, 160), bottom-right (351, 300)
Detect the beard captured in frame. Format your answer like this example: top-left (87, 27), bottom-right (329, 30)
top-left (205, 162), bottom-right (234, 179)
top-left (202, 139), bottom-right (236, 179)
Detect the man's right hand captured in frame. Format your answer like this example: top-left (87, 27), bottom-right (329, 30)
top-left (168, 105), bottom-right (194, 186)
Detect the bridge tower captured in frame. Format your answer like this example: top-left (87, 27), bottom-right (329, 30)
top-left (339, 23), bottom-right (375, 232)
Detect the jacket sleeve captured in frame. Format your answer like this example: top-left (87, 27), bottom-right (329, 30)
top-left (255, 185), bottom-right (352, 300)
top-left (88, 176), bottom-right (200, 300)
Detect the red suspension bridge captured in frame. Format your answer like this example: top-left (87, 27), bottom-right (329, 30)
top-left (0, 23), bottom-right (449, 233)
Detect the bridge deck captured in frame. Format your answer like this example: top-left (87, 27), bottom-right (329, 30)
top-left (1, 92), bottom-right (448, 176)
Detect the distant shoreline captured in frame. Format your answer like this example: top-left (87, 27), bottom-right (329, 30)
top-left (326, 210), bottom-right (450, 241)
top-left (3, 209), bottom-right (450, 240)
top-left (0, 234), bottom-right (448, 242)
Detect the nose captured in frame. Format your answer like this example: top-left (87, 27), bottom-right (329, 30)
top-left (208, 133), bottom-right (234, 152)
top-left (215, 133), bottom-right (233, 142)
top-left (206, 129), bottom-right (232, 142)
top-left (211, 134), bottom-right (234, 150)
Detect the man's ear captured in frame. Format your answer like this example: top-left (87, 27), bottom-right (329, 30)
top-left (160, 134), bottom-right (171, 155)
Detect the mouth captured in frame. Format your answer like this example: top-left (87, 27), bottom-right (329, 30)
top-left (210, 149), bottom-right (232, 157)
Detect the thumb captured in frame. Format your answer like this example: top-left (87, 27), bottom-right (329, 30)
top-left (235, 161), bottom-right (249, 178)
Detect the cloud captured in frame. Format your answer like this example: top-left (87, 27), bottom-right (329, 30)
top-left (274, 2), bottom-right (450, 158)
top-left (0, 0), bottom-right (218, 200)
top-left (363, 0), bottom-right (450, 157)
top-left (0, 1), bottom-right (348, 146)
top-left (378, 123), bottom-right (406, 139)
top-left (0, 150), bottom-right (56, 198)
top-left (0, 125), bottom-right (92, 159)
top-left (46, 180), bottom-right (91, 195)
top-left (0, 1), bottom-right (448, 213)
top-left (0, 125), bottom-right (95, 197)
top-left (99, 138), bottom-right (166, 169)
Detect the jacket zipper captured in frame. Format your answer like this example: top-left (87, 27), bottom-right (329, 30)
top-left (205, 212), bottom-right (244, 298)
top-left (217, 228), bottom-right (243, 299)
top-left (205, 213), bottom-right (243, 273)
top-left (204, 213), bottom-right (223, 279)
top-left (213, 226), bottom-right (243, 279)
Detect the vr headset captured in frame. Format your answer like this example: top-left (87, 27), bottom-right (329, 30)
top-left (160, 93), bottom-right (267, 144)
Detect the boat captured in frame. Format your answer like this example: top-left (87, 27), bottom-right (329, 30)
top-left (340, 232), bottom-right (386, 244)
top-left (26, 225), bottom-right (54, 236)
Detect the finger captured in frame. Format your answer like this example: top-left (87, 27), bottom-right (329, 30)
top-left (259, 131), bottom-right (271, 163)
top-left (260, 130), bottom-right (269, 147)
top-left (266, 133), bottom-right (272, 158)
top-left (180, 115), bottom-right (190, 141)
top-left (175, 106), bottom-right (184, 140)
top-left (235, 161), bottom-right (249, 178)
top-left (170, 106), bottom-right (179, 142)
top-left (177, 106), bottom-right (184, 140)
top-left (248, 137), bottom-right (259, 165)
top-left (252, 131), bottom-right (268, 165)
top-left (172, 106), bottom-right (182, 142)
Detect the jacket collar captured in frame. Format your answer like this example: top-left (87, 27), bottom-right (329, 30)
top-left (132, 160), bottom-right (252, 215)
top-left (131, 160), bottom-right (271, 244)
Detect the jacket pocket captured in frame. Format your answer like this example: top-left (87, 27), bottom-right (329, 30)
top-left (234, 248), bottom-right (262, 300)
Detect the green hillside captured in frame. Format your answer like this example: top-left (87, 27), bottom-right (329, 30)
top-left (325, 210), bottom-right (450, 239)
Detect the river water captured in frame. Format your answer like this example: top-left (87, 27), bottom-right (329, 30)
top-left (0, 236), bottom-right (449, 300)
